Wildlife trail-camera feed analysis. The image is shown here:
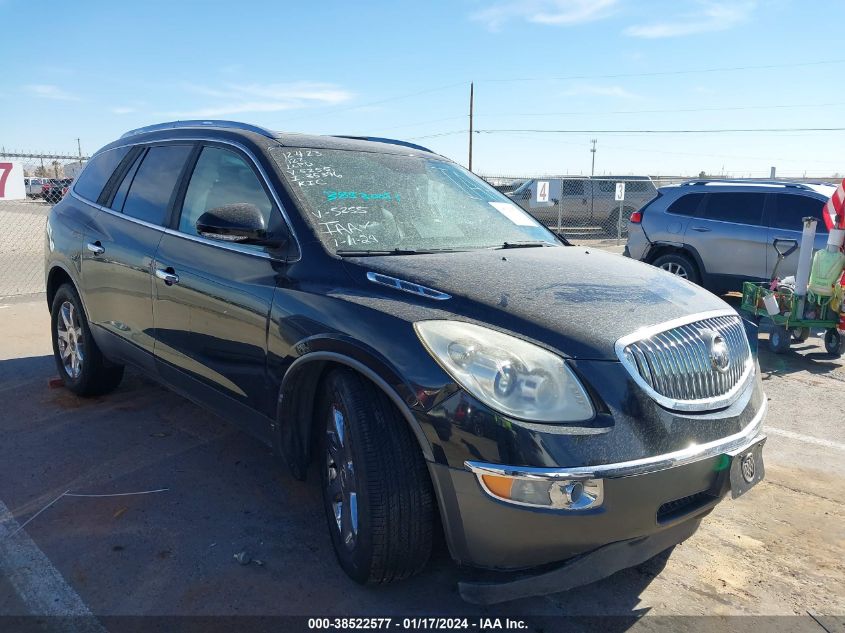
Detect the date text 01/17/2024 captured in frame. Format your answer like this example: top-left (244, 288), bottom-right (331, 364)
top-left (306, 617), bottom-right (529, 630)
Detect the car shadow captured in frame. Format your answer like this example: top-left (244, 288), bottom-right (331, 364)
top-left (0, 353), bottom-right (681, 621)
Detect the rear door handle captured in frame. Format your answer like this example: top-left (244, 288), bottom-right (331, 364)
top-left (690, 226), bottom-right (711, 232)
top-left (155, 268), bottom-right (179, 285)
top-left (86, 241), bottom-right (104, 255)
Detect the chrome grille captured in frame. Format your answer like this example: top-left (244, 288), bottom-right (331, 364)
top-left (616, 312), bottom-right (754, 411)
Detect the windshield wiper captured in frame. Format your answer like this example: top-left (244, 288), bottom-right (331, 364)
top-left (336, 248), bottom-right (468, 257)
top-left (492, 241), bottom-right (552, 250)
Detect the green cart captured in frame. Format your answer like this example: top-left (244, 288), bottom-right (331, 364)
top-left (740, 281), bottom-right (843, 356)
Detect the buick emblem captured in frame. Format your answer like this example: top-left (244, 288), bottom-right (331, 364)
top-left (704, 330), bottom-right (731, 373)
top-left (741, 453), bottom-right (756, 483)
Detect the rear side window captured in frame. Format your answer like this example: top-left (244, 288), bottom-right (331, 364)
top-left (562, 179), bottom-right (585, 196)
top-left (700, 192), bottom-right (765, 225)
top-left (121, 145), bottom-right (192, 225)
top-left (73, 147), bottom-right (130, 202)
top-left (666, 193), bottom-right (704, 216)
top-left (768, 193), bottom-right (827, 233)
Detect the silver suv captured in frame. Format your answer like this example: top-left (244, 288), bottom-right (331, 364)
top-left (625, 180), bottom-right (836, 294)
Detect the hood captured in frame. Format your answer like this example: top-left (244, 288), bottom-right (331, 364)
top-left (342, 246), bottom-right (731, 360)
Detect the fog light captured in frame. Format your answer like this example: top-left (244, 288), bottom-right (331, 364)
top-left (479, 474), bottom-right (603, 510)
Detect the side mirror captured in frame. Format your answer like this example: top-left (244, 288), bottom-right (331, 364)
top-left (196, 203), bottom-right (282, 247)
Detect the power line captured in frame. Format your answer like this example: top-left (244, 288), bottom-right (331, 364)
top-left (476, 127), bottom-right (845, 135)
top-left (410, 127), bottom-right (845, 140)
top-left (479, 58), bottom-right (845, 83)
top-left (384, 102), bottom-right (845, 133)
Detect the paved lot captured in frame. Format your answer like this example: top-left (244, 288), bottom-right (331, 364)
top-left (0, 295), bottom-right (843, 628)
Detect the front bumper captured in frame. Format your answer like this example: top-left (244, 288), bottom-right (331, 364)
top-left (429, 400), bottom-right (766, 570)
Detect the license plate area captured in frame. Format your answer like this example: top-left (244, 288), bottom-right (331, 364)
top-left (728, 436), bottom-right (766, 499)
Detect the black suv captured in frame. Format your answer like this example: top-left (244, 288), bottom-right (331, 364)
top-left (45, 121), bottom-right (767, 602)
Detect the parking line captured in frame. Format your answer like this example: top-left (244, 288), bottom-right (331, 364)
top-left (767, 426), bottom-right (845, 452)
top-left (0, 498), bottom-right (105, 630)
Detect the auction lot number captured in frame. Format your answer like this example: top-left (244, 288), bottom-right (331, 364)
top-left (308, 617), bottom-right (527, 630)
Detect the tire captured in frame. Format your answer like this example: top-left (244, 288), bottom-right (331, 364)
top-left (603, 207), bottom-right (631, 238)
top-left (317, 369), bottom-right (433, 584)
top-left (50, 283), bottom-right (124, 396)
top-left (824, 329), bottom-right (843, 356)
top-left (791, 327), bottom-right (810, 343)
top-left (651, 253), bottom-right (700, 285)
top-left (769, 325), bottom-right (791, 354)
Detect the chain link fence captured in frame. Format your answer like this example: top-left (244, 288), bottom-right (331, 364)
top-left (0, 150), bottom-right (838, 298)
top-left (0, 152), bottom-right (88, 297)
top-left (481, 175), bottom-right (687, 245)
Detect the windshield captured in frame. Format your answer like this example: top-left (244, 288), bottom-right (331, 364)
top-left (270, 148), bottom-right (556, 254)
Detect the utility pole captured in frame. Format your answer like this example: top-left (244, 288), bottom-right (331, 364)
top-left (468, 82), bottom-right (474, 172)
top-left (77, 138), bottom-right (83, 162)
top-left (590, 139), bottom-right (597, 176)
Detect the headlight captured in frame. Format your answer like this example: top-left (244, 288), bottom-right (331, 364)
top-left (414, 320), bottom-right (594, 422)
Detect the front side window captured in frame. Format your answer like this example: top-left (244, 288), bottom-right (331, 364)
top-left (700, 192), bottom-right (765, 225)
top-left (270, 148), bottom-right (555, 253)
top-left (121, 145), bottom-right (192, 225)
top-left (769, 193), bottom-right (827, 233)
top-left (179, 146), bottom-right (274, 237)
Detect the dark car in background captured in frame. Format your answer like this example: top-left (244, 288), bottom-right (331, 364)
top-left (45, 120), bottom-right (767, 602)
top-left (625, 179), bottom-right (835, 294)
top-left (42, 178), bottom-right (73, 204)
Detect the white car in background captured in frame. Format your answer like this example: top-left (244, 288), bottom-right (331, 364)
top-left (24, 177), bottom-right (45, 197)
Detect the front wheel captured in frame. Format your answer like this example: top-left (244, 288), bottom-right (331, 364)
top-left (51, 283), bottom-right (124, 396)
top-left (318, 369), bottom-right (433, 584)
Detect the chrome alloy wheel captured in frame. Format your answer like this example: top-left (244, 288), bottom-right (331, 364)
top-left (659, 262), bottom-right (689, 279)
top-left (326, 405), bottom-right (358, 551)
top-left (56, 300), bottom-right (84, 379)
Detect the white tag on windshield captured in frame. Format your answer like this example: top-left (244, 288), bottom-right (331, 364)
top-left (489, 201), bottom-right (538, 226)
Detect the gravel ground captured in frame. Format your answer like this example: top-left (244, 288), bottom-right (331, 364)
top-left (0, 298), bottom-right (842, 630)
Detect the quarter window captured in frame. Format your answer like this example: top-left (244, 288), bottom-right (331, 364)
top-left (73, 147), bottom-right (130, 202)
top-left (666, 193), bottom-right (704, 216)
top-left (700, 192), bottom-right (765, 225)
top-left (179, 146), bottom-right (273, 237)
top-left (768, 193), bottom-right (827, 233)
top-left (121, 145), bottom-right (192, 226)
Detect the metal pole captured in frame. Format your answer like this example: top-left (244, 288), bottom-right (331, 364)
top-left (590, 139), bottom-right (597, 176)
top-left (617, 199), bottom-right (623, 244)
top-left (77, 138), bottom-right (83, 162)
top-left (468, 82), bottom-right (474, 172)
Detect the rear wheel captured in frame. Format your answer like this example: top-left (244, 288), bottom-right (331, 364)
top-left (651, 253), bottom-right (700, 285)
top-left (769, 325), bottom-right (791, 354)
top-left (318, 369), bottom-right (433, 584)
top-left (50, 284), bottom-right (124, 396)
top-left (791, 327), bottom-right (810, 343)
top-left (604, 207), bottom-right (631, 238)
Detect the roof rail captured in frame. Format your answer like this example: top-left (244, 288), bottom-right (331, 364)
top-left (120, 120), bottom-right (277, 139)
top-left (332, 135), bottom-right (434, 153)
top-left (680, 179), bottom-right (814, 190)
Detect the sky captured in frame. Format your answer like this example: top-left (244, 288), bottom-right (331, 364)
top-left (2, 0), bottom-right (844, 178)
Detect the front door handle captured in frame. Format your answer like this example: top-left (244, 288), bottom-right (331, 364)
top-left (155, 268), bottom-right (179, 286)
top-left (690, 226), bottom-right (711, 232)
top-left (86, 241), bottom-right (105, 255)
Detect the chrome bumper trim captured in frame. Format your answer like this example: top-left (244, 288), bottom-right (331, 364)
top-left (465, 399), bottom-right (767, 481)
